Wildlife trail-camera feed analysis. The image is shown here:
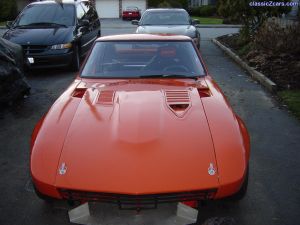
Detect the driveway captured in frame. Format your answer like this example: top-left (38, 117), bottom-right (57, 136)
top-left (200, 35), bottom-right (300, 225)
top-left (0, 19), bottom-right (299, 225)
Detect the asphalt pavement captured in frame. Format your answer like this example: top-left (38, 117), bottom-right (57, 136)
top-left (0, 19), bottom-right (299, 225)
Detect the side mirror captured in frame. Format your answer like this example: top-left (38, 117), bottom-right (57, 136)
top-left (192, 19), bottom-right (200, 25)
top-left (131, 20), bottom-right (139, 25)
top-left (79, 19), bottom-right (89, 27)
top-left (6, 21), bottom-right (13, 28)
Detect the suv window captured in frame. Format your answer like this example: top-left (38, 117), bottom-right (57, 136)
top-left (15, 4), bottom-right (75, 27)
top-left (76, 4), bottom-right (85, 20)
top-left (81, 2), bottom-right (98, 21)
top-left (80, 1), bottom-right (89, 13)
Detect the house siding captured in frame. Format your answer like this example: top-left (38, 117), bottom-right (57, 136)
top-left (189, 0), bottom-right (216, 7)
top-left (96, 0), bottom-right (147, 18)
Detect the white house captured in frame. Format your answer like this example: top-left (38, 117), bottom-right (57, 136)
top-left (95, 0), bottom-right (147, 18)
top-left (189, 0), bottom-right (216, 7)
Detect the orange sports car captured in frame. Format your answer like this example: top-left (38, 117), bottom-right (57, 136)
top-left (30, 34), bottom-right (250, 209)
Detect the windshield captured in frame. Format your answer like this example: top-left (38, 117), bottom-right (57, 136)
top-left (141, 11), bottom-right (190, 25)
top-left (126, 6), bottom-right (139, 11)
top-left (81, 41), bottom-right (205, 78)
top-left (14, 4), bottom-right (75, 27)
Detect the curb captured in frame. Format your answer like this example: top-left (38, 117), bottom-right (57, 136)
top-left (212, 38), bottom-right (277, 93)
top-left (196, 24), bottom-right (242, 28)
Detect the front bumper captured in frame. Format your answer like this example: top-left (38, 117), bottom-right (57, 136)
top-left (21, 43), bottom-right (74, 69)
top-left (59, 188), bottom-right (217, 210)
top-left (25, 51), bottom-right (73, 69)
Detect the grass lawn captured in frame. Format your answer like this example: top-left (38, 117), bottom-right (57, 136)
top-left (278, 90), bottom-right (300, 119)
top-left (192, 17), bottom-right (223, 24)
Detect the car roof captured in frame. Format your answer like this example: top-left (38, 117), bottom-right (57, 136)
top-left (96, 34), bottom-right (192, 42)
top-left (145, 8), bottom-right (188, 12)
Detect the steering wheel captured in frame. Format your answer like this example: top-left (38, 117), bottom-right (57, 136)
top-left (163, 65), bottom-right (189, 72)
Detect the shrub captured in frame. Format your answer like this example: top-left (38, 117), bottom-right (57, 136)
top-left (199, 5), bottom-right (216, 17)
top-left (217, 0), bottom-right (292, 38)
top-left (0, 0), bottom-right (17, 21)
top-left (189, 5), bottom-right (217, 17)
top-left (158, 1), bottom-right (172, 8)
top-left (254, 19), bottom-right (300, 55)
top-left (149, 0), bottom-right (188, 8)
top-left (189, 7), bottom-right (201, 16)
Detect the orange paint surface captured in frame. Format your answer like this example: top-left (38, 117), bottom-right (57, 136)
top-left (31, 35), bottom-right (250, 201)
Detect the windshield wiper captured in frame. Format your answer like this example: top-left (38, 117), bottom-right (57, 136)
top-left (138, 74), bottom-right (198, 79)
top-left (15, 22), bottom-right (67, 28)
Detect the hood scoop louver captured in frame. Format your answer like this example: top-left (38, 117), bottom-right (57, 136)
top-left (72, 88), bottom-right (87, 98)
top-left (165, 90), bottom-right (191, 117)
top-left (97, 90), bottom-right (115, 105)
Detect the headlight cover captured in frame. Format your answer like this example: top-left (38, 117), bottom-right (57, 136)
top-left (51, 43), bottom-right (72, 50)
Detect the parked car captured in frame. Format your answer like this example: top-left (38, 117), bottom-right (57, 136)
top-left (31, 34), bottom-right (250, 210)
top-left (3, 0), bottom-right (101, 71)
top-left (132, 8), bottom-right (201, 49)
top-left (122, 6), bottom-right (141, 20)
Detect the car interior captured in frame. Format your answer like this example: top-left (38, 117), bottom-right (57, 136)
top-left (81, 41), bottom-right (204, 77)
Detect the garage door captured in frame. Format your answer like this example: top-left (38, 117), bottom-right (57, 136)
top-left (122, 0), bottom-right (146, 14)
top-left (96, 0), bottom-right (119, 18)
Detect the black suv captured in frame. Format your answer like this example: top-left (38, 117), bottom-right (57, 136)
top-left (3, 0), bottom-right (101, 71)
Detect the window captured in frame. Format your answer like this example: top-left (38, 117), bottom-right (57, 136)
top-left (15, 4), bottom-right (75, 27)
top-left (76, 4), bottom-right (85, 20)
top-left (141, 11), bottom-right (190, 25)
top-left (81, 41), bottom-right (205, 78)
top-left (81, 1), bottom-right (98, 21)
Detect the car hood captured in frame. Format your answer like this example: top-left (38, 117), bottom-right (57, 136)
top-left (54, 80), bottom-right (219, 194)
top-left (136, 25), bottom-right (196, 37)
top-left (3, 27), bottom-right (74, 46)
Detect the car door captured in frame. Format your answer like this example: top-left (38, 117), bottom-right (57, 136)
top-left (76, 3), bottom-right (90, 56)
top-left (80, 2), bottom-right (100, 56)
top-left (82, 1), bottom-right (101, 36)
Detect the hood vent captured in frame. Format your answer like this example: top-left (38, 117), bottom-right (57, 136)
top-left (97, 90), bottom-right (115, 105)
top-left (196, 80), bottom-right (211, 98)
top-left (72, 88), bottom-right (87, 98)
top-left (165, 90), bottom-right (191, 117)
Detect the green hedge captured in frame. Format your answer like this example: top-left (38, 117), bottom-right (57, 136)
top-left (149, 0), bottom-right (188, 8)
top-left (189, 5), bottom-right (217, 17)
top-left (0, 0), bottom-right (17, 22)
